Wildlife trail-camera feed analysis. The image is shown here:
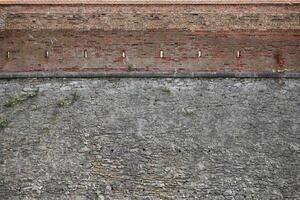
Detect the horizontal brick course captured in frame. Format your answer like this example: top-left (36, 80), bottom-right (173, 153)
top-left (0, 4), bottom-right (299, 76)
top-left (0, 30), bottom-right (299, 74)
top-left (1, 5), bottom-right (300, 31)
top-left (0, 0), bottom-right (299, 5)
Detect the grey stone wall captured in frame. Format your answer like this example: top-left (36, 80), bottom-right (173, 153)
top-left (0, 78), bottom-right (299, 200)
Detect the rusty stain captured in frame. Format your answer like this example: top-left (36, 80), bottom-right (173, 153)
top-left (274, 51), bottom-right (285, 67)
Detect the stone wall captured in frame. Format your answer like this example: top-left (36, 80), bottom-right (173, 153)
top-left (0, 3), bottom-right (299, 200)
top-left (0, 78), bottom-right (299, 199)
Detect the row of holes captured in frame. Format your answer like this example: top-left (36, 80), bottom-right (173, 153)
top-left (5, 50), bottom-right (242, 59)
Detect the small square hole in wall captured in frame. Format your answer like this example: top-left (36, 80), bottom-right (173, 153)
top-left (198, 51), bottom-right (202, 57)
top-left (45, 51), bottom-right (49, 58)
top-left (236, 50), bottom-right (241, 58)
top-left (160, 50), bottom-right (164, 58)
top-left (84, 50), bottom-right (88, 58)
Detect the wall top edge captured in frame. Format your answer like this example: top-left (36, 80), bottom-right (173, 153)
top-left (0, 0), bottom-right (299, 5)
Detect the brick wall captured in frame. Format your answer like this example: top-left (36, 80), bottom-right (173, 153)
top-left (0, 3), bottom-right (299, 200)
top-left (0, 0), bottom-right (299, 4)
top-left (0, 4), bottom-right (299, 76)
top-left (0, 30), bottom-right (299, 74)
top-left (1, 5), bottom-right (300, 31)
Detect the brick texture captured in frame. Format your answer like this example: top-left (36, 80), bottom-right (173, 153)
top-left (1, 5), bottom-right (300, 31)
top-left (0, 4), bottom-right (299, 75)
top-left (0, 30), bottom-right (299, 74)
top-left (0, 0), bottom-right (299, 4)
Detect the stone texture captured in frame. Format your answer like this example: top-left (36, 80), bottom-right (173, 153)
top-left (0, 78), bottom-right (299, 199)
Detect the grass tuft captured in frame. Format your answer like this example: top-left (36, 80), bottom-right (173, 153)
top-left (56, 97), bottom-right (66, 108)
top-left (4, 89), bottom-right (39, 107)
top-left (0, 117), bottom-right (9, 129)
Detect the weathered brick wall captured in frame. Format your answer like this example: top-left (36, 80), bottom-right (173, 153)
top-left (1, 5), bottom-right (300, 31)
top-left (1, 0), bottom-right (299, 4)
top-left (0, 78), bottom-right (299, 199)
top-left (0, 4), bottom-right (299, 76)
top-left (0, 30), bottom-right (299, 74)
top-left (0, 3), bottom-right (299, 200)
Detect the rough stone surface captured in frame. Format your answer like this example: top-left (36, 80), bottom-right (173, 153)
top-left (0, 78), bottom-right (299, 199)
